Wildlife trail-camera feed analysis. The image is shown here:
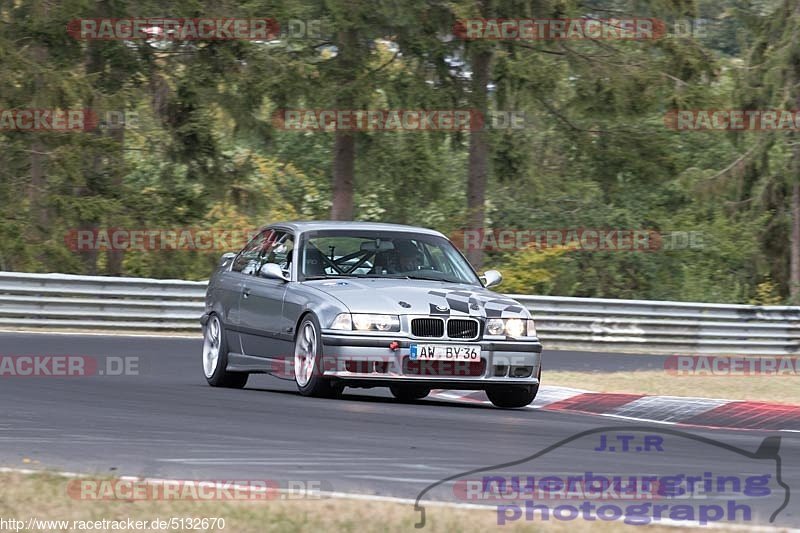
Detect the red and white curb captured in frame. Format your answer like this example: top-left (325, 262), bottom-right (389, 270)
top-left (431, 387), bottom-right (800, 432)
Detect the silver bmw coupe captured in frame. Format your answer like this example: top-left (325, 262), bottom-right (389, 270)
top-left (201, 221), bottom-right (543, 408)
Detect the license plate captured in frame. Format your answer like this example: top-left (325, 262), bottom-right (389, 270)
top-left (409, 344), bottom-right (481, 361)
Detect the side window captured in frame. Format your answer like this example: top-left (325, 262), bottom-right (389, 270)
top-left (232, 230), bottom-right (274, 274)
top-left (264, 232), bottom-right (294, 274)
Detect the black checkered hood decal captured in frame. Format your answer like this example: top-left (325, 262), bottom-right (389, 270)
top-left (426, 290), bottom-right (526, 318)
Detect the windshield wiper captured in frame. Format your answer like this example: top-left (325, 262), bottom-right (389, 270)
top-left (405, 274), bottom-right (460, 283)
top-left (304, 274), bottom-right (410, 280)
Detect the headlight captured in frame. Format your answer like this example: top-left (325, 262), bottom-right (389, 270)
top-left (505, 318), bottom-right (525, 337)
top-left (330, 313), bottom-right (352, 330)
top-left (334, 313), bottom-right (401, 332)
top-left (372, 315), bottom-right (400, 331)
top-left (485, 318), bottom-right (536, 337)
top-left (486, 318), bottom-right (505, 335)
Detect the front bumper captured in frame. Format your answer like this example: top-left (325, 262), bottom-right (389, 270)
top-left (320, 332), bottom-right (542, 389)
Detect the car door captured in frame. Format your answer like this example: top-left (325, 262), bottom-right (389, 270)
top-left (239, 230), bottom-right (295, 358)
top-left (224, 229), bottom-right (275, 355)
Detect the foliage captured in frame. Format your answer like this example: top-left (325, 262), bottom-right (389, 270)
top-left (0, 0), bottom-right (795, 304)
top-left (488, 246), bottom-right (569, 295)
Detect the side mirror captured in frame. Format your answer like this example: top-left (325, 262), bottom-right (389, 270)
top-left (259, 262), bottom-right (290, 282)
top-left (480, 269), bottom-right (502, 289)
top-left (220, 252), bottom-right (236, 267)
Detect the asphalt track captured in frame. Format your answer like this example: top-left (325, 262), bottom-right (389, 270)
top-left (0, 332), bottom-right (797, 528)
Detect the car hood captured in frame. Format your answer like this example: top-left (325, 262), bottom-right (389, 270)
top-left (304, 278), bottom-right (529, 319)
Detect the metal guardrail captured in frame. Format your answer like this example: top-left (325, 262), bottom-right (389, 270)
top-left (509, 295), bottom-right (800, 354)
top-left (0, 271), bottom-right (797, 354)
top-left (0, 272), bottom-right (206, 331)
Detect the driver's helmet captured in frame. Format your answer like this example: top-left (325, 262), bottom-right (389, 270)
top-left (391, 240), bottom-right (423, 272)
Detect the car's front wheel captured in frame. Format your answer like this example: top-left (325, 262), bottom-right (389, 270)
top-left (486, 385), bottom-right (538, 408)
top-left (294, 315), bottom-right (341, 398)
top-left (389, 385), bottom-right (431, 401)
top-left (203, 314), bottom-right (248, 389)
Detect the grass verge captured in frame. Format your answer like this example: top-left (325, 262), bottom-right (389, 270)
top-left (0, 471), bottom-right (756, 533)
top-left (544, 370), bottom-right (799, 404)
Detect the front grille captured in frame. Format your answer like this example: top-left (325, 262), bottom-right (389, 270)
top-left (447, 318), bottom-right (479, 339)
top-left (403, 358), bottom-right (486, 377)
top-left (411, 317), bottom-right (479, 339)
top-left (411, 318), bottom-right (444, 338)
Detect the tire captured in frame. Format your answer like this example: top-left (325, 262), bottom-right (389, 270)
top-left (486, 385), bottom-right (538, 408)
top-left (389, 385), bottom-right (431, 401)
top-left (203, 314), bottom-right (249, 389)
top-left (294, 315), bottom-right (341, 398)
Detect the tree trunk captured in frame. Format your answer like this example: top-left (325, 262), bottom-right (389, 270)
top-left (79, 42), bottom-right (106, 275)
top-left (790, 66), bottom-right (800, 303)
top-left (465, 46), bottom-right (493, 270)
top-left (330, 28), bottom-right (358, 221)
top-left (29, 44), bottom-right (48, 238)
top-left (331, 130), bottom-right (355, 220)
top-left (790, 163), bottom-right (800, 303)
top-left (106, 125), bottom-right (125, 275)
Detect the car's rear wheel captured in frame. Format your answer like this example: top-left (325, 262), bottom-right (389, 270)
top-left (486, 385), bottom-right (538, 408)
top-left (203, 314), bottom-right (248, 388)
top-left (389, 385), bottom-right (431, 401)
top-left (294, 315), bottom-right (341, 398)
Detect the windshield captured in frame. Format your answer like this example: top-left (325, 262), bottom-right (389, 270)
top-left (299, 230), bottom-right (480, 285)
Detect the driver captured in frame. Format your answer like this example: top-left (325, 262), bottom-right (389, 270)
top-left (388, 240), bottom-right (423, 273)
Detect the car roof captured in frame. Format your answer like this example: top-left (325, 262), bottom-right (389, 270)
top-left (264, 220), bottom-right (446, 237)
